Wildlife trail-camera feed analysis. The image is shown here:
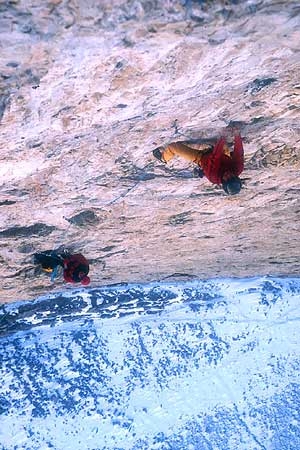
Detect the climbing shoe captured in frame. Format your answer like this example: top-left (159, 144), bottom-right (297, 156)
top-left (153, 147), bottom-right (166, 163)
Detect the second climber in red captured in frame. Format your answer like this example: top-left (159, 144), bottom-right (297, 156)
top-left (34, 249), bottom-right (90, 285)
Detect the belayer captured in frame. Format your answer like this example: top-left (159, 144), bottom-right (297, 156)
top-left (34, 249), bottom-right (90, 285)
top-left (153, 130), bottom-right (244, 195)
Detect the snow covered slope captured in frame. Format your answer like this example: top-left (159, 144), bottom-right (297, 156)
top-left (1, 277), bottom-right (299, 449)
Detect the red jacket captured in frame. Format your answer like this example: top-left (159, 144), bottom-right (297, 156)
top-left (63, 254), bottom-right (90, 284)
top-left (200, 135), bottom-right (244, 184)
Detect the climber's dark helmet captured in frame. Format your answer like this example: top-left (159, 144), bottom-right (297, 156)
top-left (222, 176), bottom-right (242, 195)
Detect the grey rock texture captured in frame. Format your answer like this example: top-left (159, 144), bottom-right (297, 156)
top-left (0, 0), bottom-right (299, 303)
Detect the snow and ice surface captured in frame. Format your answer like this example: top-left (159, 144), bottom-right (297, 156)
top-left (1, 276), bottom-right (300, 450)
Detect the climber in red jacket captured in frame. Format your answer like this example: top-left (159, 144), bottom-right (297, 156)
top-left (62, 253), bottom-right (90, 285)
top-left (153, 131), bottom-right (244, 195)
top-left (34, 249), bottom-right (90, 285)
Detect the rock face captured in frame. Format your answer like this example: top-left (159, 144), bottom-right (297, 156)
top-left (0, 0), bottom-right (299, 303)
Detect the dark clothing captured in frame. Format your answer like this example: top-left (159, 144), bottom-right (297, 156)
top-left (200, 135), bottom-right (244, 184)
top-left (34, 251), bottom-right (64, 271)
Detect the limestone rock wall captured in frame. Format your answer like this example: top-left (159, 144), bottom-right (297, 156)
top-left (0, 0), bottom-right (299, 303)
